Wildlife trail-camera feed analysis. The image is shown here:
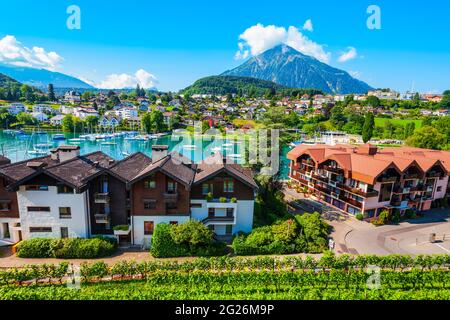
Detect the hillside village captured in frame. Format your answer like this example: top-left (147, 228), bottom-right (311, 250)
top-left (0, 86), bottom-right (449, 143)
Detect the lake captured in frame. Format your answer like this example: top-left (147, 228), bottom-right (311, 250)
top-left (0, 130), bottom-right (291, 179)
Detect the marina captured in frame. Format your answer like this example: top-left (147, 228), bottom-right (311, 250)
top-left (0, 129), bottom-right (291, 178)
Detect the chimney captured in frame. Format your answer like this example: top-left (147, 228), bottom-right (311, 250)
top-left (26, 161), bottom-right (47, 169)
top-left (51, 145), bottom-right (81, 162)
top-left (151, 145), bottom-right (168, 162)
top-left (356, 144), bottom-right (378, 156)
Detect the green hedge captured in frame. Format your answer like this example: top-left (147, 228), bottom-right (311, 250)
top-left (151, 221), bottom-right (227, 258)
top-left (232, 213), bottom-right (329, 255)
top-left (16, 237), bottom-right (117, 259)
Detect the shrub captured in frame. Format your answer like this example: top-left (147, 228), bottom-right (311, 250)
top-left (150, 224), bottom-right (189, 258)
top-left (232, 213), bottom-right (329, 255)
top-left (205, 192), bottom-right (213, 202)
top-left (113, 225), bottom-right (129, 231)
top-left (170, 220), bottom-right (214, 248)
top-left (51, 238), bottom-right (116, 259)
top-left (16, 238), bottom-right (52, 258)
top-left (219, 197), bottom-right (227, 203)
top-left (151, 222), bottom-right (226, 258)
top-left (16, 238), bottom-right (116, 259)
top-left (230, 197), bottom-right (237, 203)
top-left (356, 213), bottom-right (364, 221)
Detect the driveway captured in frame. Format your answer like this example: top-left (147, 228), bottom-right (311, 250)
top-left (330, 208), bottom-right (450, 255)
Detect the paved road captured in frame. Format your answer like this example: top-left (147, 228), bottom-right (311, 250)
top-left (331, 208), bottom-right (450, 255)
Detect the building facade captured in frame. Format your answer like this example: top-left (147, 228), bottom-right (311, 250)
top-left (0, 146), bottom-right (257, 247)
top-left (288, 144), bottom-right (450, 219)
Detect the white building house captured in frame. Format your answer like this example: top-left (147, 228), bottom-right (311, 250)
top-left (74, 107), bottom-right (99, 119)
top-left (64, 91), bottom-right (81, 103)
top-left (50, 115), bottom-right (65, 126)
top-left (60, 105), bottom-right (74, 115)
top-left (6, 103), bottom-right (26, 115)
top-left (32, 104), bottom-right (54, 114)
top-left (114, 107), bottom-right (138, 120)
top-left (31, 112), bottom-right (49, 122)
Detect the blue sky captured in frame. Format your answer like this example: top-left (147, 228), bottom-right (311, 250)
top-left (0, 0), bottom-right (449, 92)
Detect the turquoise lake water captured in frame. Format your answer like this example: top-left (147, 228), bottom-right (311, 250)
top-left (0, 130), bottom-right (291, 178)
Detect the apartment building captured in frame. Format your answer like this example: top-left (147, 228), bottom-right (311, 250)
top-left (0, 156), bottom-right (20, 243)
top-left (288, 144), bottom-right (450, 219)
top-left (0, 145), bottom-right (257, 247)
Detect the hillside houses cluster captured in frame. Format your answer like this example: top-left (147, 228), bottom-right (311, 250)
top-left (1, 88), bottom-right (448, 133)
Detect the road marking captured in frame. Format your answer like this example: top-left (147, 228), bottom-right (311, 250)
top-left (434, 243), bottom-right (450, 253)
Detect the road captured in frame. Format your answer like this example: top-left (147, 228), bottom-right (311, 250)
top-left (330, 208), bottom-right (450, 255)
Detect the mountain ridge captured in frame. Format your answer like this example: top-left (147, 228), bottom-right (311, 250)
top-left (221, 45), bottom-right (372, 94)
top-left (0, 64), bottom-right (94, 90)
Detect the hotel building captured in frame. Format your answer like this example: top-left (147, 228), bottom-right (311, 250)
top-left (287, 144), bottom-right (450, 218)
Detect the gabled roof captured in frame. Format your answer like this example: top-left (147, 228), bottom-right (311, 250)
top-left (0, 151), bottom-right (114, 190)
top-left (288, 144), bottom-right (449, 185)
top-left (45, 152), bottom-right (114, 189)
top-left (128, 152), bottom-right (196, 188)
top-left (108, 152), bottom-right (152, 182)
top-left (0, 155), bottom-right (59, 183)
top-left (193, 153), bottom-right (258, 189)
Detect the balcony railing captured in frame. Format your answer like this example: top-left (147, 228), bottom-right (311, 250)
top-left (322, 165), bottom-right (343, 174)
top-left (427, 172), bottom-right (442, 178)
top-left (338, 194), bottom-right (363, 209)
top-left (312, 173), bottom-right (328, 183)
top-left (301, 160), bottom-right (315, 167)
top-left (202, 215), bottom-right (235, 224)
top-left (377, 176), bottom-right (398, 183)
top-left (94, 192), bottom-right (110, 204)
top-left (94, 214), bottom-right (110, 224)
top-left (163, 192), bottom-right (178, 203)
top-left (403, 173), bottom-right (423, 180)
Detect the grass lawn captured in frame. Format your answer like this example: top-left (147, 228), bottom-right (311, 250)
top-left (375, 118), bottom-right (423, 128)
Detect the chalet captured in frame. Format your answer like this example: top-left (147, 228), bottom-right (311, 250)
top-left (0, 146), bottom-right (257, 247)
top-left (0, 156), bottom-right (20, 243)
top-left (99, 115), bottom-right (120, 127)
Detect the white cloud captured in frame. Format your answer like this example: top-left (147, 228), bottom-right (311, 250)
top-left (96, 69), bottom-right (157, 89)
top-left (234, 23), bottom-right (330, 63)
top-left (338, 47), bottom-right (358, 62)
top-left (303, 19), bottom-right (313, 32)
top-left (0, 35), bottom-right (63, 70)
top-left (285, 26), bottom-right (330, 63)
top-left (237, 24), bottom-right (287, 57)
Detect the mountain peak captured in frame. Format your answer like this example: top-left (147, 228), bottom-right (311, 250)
top-left (222, 45), bottom-right (372, 94)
